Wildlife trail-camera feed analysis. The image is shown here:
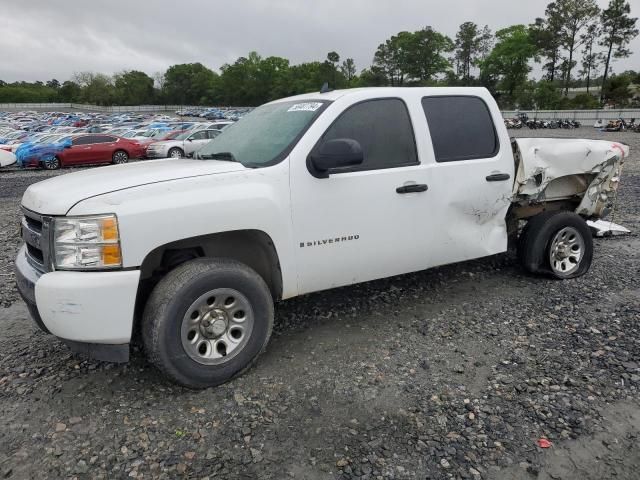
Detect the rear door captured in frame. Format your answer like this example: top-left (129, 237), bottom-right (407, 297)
top-left (418, 94), bottom-right (513, 266)
top-left (183, 130), bottom-right (210, 156)
top-left (93, 135), bottom-right (119, 162)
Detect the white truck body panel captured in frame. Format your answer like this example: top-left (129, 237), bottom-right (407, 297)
top-left (21, 158), bottom-right (245, 215)
top-left (35, 269), bottom-right (140, 343)
top-left (69, 161), bottom-right (299, 299)
top-left (15, 87), bottom-right (629, 351)
top-left (288, 87), bottom-right (513, 294)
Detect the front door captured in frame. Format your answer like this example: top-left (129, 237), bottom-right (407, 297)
top-left (290, 98), bottom-right (431, 295)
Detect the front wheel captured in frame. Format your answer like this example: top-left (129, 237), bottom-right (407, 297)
top-left (112, 150), bottom-right (129, 164)
top-left (142, 258), bottom-right (274, 388)
top-left (518, 211), bottom-right (593, 279)
top-left (168, 147), bottom-right (184, 159)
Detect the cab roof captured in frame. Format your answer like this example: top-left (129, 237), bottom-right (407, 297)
top-left (270, 86), bottom-right (492, 104)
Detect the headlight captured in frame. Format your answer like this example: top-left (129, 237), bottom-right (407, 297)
top-left (53, 215), bottom-right (122, 270)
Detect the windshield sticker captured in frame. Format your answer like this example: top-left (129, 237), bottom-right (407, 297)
top-left (287, 102), bottom-right (323, 112)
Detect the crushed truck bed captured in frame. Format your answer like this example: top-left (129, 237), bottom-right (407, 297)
top-left (512, 138), bottom-right (629, 218)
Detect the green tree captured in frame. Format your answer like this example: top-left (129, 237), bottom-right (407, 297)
top-left (530, 3), bottom-right (564, 82)
top-left (570, 92), bottom-right (600, 108)
top-left (58, 81), bottom-right (81, 102)
top-left (599, 0), bottom-right (638, 102)
top-left (358, 67), bottom-right (388, 86)
top-left (218, 52), bottom-right (292, 105)
top-left (373, 27), bottom-right (453, 85)
top-left (477, 25), bottom-right (494, 79)
top-left (454, 22), bottom-right (481, 84)
top-left (324, 51), bottom-right (342, 88)
top-left (164, 63), bottom-right (219, 105)
top-left (548, 0), bottom-right (600, 94)
top-left (405, 27), bottom-right (454, 82)
top-left (603, 72), bottom-right (633, 106)
top-left (73, 72), bottom-right (115, 105)
top-left (340, 58), bottom-right (357, 84)
top-left (579, 22), bottom-right (601, 93)
top-left (533, 80), bottom-right (564, 108)
top-left (287, 62), bottom-right (327, 93)
top-left (480, 25), bottom-right (538, 104)
top-left (113, 70), bottom-right (154, 105)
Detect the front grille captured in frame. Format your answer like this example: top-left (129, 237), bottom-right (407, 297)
top-left (21, 208), bottom-right (52, 273)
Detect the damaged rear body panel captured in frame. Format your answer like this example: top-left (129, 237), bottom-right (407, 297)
top-left (512, 138), bottom-right (628, 219)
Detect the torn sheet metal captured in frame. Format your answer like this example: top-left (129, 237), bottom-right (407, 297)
top-left (512, 138), bottom-right (628, 218)
top-left (586, 220), bottom-right (631, 237)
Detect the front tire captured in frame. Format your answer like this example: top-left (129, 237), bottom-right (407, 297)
top-left (168, 147), bottom-right (184, 159)
top-left (112, 150), bottom-right (129, 164)
top-left (142, 258), bottom-right (274, 389)
top-left (518, 211), bottom-right (593, 279)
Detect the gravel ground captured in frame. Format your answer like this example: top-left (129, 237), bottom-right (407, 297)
top-left (0, 128), bottom-right (638, 479)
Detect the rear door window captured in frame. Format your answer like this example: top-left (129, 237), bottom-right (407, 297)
top-left (72, 135), bottom-right (98, 146)
top-left (421, 96), bottom-right (499, 162)
top-left (189, 131), bottom-right (208, 140)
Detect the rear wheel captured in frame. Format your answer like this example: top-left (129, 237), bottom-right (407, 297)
top-left (112, 150), bottom-right (129, 164)
top-left (518, 211), bottom-right (593, 279)
top-left (42, 155), bottom-right (60, 170)
top-left (168, 147), bottom-right (184, 159)
top-left (142, 258), bottom-right (274, 389)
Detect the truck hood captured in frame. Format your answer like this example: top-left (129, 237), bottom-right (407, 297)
top-left (21, 158), bottom-right (246, 215)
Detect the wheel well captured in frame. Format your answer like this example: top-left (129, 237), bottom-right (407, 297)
top-left (134, 230), bottom-right (283, 324)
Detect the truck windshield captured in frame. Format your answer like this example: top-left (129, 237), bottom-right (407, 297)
top-left (195, 100), bottom-right (329, 166)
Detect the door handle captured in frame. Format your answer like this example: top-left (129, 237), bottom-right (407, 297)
top-left (396, 184), bottom-right (428, 194)
top-left (486, 173), bottom-right (510, 182)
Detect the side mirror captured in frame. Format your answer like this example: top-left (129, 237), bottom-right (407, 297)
top-left (187, 138), bottom-right (193, 142)
top-left (308, 138), bottom-right (364, 178)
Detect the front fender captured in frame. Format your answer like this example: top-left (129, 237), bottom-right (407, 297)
top-left (67, 163), bottom-right (298, 297)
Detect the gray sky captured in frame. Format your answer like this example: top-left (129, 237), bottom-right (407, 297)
top-left (1, 0), bottom-right (638, 83)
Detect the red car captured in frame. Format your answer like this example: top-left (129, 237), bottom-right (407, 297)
top-left (26, 134), bottom-right (145, 169)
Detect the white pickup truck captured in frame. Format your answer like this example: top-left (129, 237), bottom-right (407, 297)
top-left (15, 87), bottom-right (628, 388)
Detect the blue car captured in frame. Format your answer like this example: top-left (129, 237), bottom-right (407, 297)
top-left (16, 136), bottom-right (72, 169)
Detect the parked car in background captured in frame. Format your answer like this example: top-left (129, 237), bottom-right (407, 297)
top-left (0, 148), bottom-right (16, 167)
top-left (18, 134), bottom-right (145, 169)
top-left (192, 121), bottom-right (234, 131)
top-left (146, 129), bottom-right (221, 158)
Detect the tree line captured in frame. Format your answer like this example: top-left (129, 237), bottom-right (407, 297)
top-left (0, 0), bottom-right (637, 109)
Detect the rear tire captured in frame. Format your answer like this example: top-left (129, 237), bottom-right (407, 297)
top-left (518, 211), bottom-right (593, 279)
top-left (42, 155), bottom-right (60, 170)
top-left (142, 258), bottom-right (274, 389)
top-left (112, 150), bottom-right (129, 164)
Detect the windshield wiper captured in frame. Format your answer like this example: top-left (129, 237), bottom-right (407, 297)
top-left (197, 151), bottom-right (237, 161)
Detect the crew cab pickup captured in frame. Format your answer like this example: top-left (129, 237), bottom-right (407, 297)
top-left (15, 87), bottom-right (628, 388)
